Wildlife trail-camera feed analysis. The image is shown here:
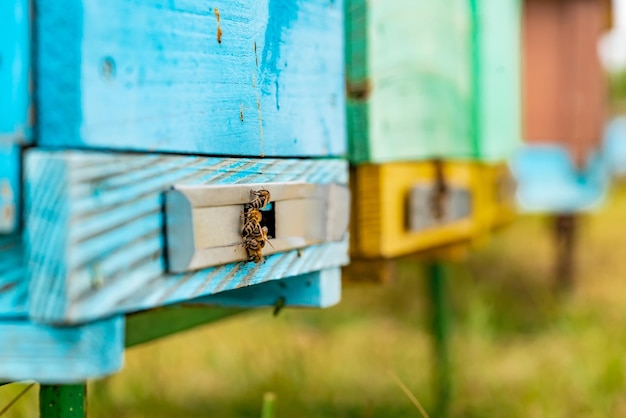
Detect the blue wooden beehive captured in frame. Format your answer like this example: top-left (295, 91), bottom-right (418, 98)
top-left (1, 0), bottom-right (349, 383)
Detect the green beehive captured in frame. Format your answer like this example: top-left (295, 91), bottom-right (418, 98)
top-left (345, 0), bottom-right (521, 164)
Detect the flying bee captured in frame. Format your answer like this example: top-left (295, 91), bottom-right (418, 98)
top-left (248, 189), bottom-right (271, 210)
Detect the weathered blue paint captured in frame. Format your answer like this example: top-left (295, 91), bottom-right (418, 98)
top-left (25, 151), bottom-right (349, 324)
top-left (35, 0), bottom-right (346, 157)
top-left (198, 268), bottom-right (341, 308)
top-left (0, 144), bottom-right (21, 234)
top-left (511, 144), bottom-right (609, 213)
top-left (0, 316), bottom-right (124, 383)
top-left (0, 234), bottom-right (25, 317)
top-left (0, 0), bottom-right (31, 143)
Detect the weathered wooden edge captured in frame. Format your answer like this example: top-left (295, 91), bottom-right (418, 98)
top-left (126, 268), bottom-right (341, 348)
top-left (196, 268), bottom-right (342, 308)
top-left (25, 151), bottom-right (349, 324)
top-left (0, 316), bottom-right (124, 383)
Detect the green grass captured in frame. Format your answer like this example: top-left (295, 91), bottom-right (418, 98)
top-left (5, 186), bottom-right (626, 417)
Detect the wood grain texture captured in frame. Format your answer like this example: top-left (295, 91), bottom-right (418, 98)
top-left (345, 0), bottom-right (521, 163)
top-left (351, 162), bottom-right (479, 258)
top-left (0, 145), bottom-right (21, 233)
top-left (0, 316), bottom-right (124, 383)
top-left (0, 0), bottom-right (31, 144)
top-left (35, 0), bottom-right (346, 157)
top-left (25, 151), bottom-right (349, 325)
top-left (0, 234), bottom-right (26, 318)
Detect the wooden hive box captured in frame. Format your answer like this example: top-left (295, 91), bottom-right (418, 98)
top-left (346, 0), bottom-right (521, 163)
top-left (523, 0), bottom-right (609, 166)
top-left (345, 0), bottom-right (521, 269)
top-left (0, 0), bottom-right (349, 384)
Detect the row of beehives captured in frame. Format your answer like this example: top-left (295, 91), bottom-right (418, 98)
top-left (0, 0), bottom-right (607, 383)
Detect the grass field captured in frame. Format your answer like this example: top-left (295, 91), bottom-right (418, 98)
top-left (3, 185), bottom-right (626, 417)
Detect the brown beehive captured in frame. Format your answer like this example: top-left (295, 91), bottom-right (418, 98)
top-left (523, 0), bottom-right (610, 168)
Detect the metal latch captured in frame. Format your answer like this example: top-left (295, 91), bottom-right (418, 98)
top-left (165, 182), bottom-right (350, 273)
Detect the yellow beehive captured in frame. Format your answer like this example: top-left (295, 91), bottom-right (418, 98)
top-left (350, 161), bottom-right (482, 259)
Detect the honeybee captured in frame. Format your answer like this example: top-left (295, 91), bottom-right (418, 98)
top-left (242, 208), bottom-right (263, 223)
top-left (243, 236), bottom-right (264, 263)
top-left (248, 189), bottom-right (271, 210)
top-left (241, 215), bottom-right (263, 238)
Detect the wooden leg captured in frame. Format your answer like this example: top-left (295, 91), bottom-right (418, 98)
top-left (427, 262), bottom-right (451, 418)
top-left (554, 214), bottom-right (577, 291)
top-left (39, 384), bottom-right (86, 418)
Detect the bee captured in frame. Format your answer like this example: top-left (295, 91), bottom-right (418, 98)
top-left (242, 208), bottom-right (263, 223)
top-left (256, 226), bottom-right (274, 249)
top-left (248, 189), bottom-right (271, 210)
top-left (243, 236), bottom-right (264, 263)
top-left (273, 296), bottom-right (286, 316)
top-left (241, 215), bottom-right (263, 239)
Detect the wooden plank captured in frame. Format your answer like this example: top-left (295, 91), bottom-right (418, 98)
top-left (476, 0), bottom-right (522, 161)
top-left (126, 305), bottom-right (245, 348)
top-left (0, 234), bottom-right (26, 317)
top-left (197, 268), bottom-right (341, 308)
top-left (523, 0), bottom-right (608, 166)
top-left (346, 0), bottom-right (473, 163)
top-left (0, 0), bottom-right (31, 144)
top-left (126, 269), bottom-right (339, 347)
top-left (0, 316), bottom-right (124, 383)
top-left (351, 161), bottom-right (479, 258)
top-left (25, 151), bottom-right (349, 324)
top-left (345, 0), bottom-right (521, 163)
top-left (35, 0), bottom-right (346, 157)
top-left (0, 144), bottom-right (21, 234)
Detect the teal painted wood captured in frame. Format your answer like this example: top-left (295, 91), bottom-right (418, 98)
top-left (0, 316), bottom-right (124, 383)
top-left (345, 0), bottom-right (521, 163)
top-left (346, 0), bottom-right (473, 163)
top-left (475, 0), bottom-right (521, 161)
top-left (0, 0), bottom-right (31, 144)
top-left (0, 234), bottom-right (26, 317)
top-left (35, 0), bottom-right (346, 157)
top-left (25, 151), bottom-right (349, 324)
top-left (0, 144), bottom-right (21, 234)
top-left (198, 268), bottom-right (341, 308)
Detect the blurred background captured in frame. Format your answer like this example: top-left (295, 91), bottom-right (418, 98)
top-left (6, 0), bottom-right (626, 416)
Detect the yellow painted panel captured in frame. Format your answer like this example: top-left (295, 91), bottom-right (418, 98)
top-left (351, 161), bottom-right (481, 258)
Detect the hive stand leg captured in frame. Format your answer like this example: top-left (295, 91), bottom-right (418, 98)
top-left (553, 214), bottom-right (577, 291)
top-left (39, 384), bottom-right (86, 418)
top-left (427, 262), bottom-right (451, 418)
